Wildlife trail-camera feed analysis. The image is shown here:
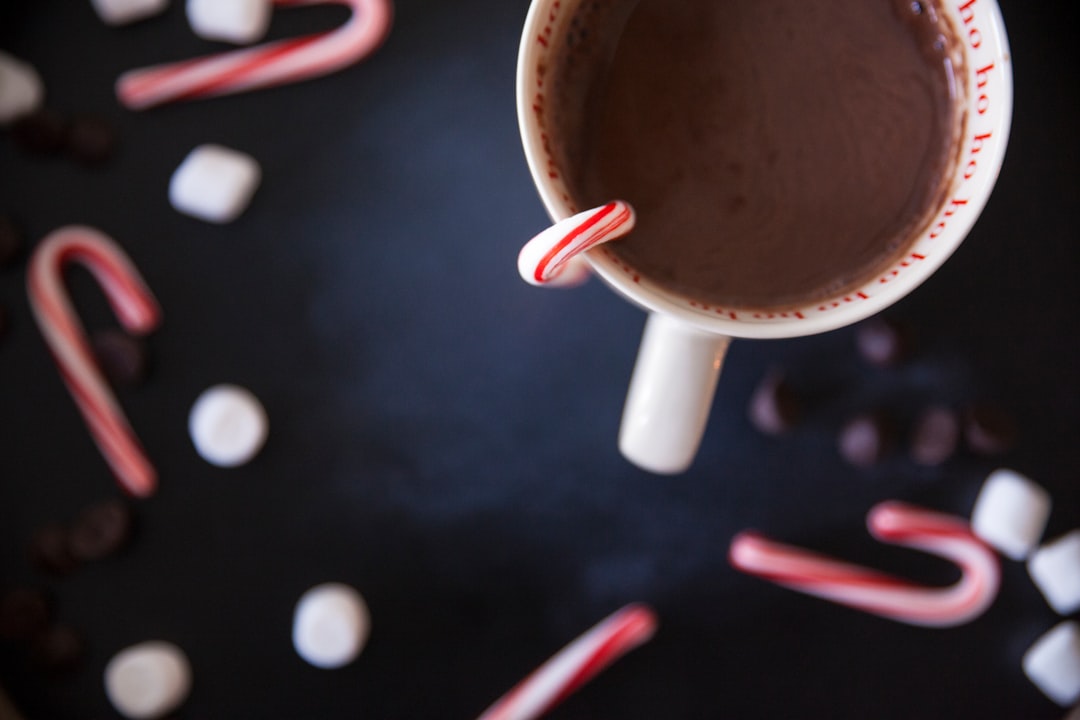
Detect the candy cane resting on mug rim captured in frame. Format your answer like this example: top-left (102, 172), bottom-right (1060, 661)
top-left (116, 0), bottom-right (394, 110)
top-left (517, 201), bottom-right (636, 287)
top-left (729, 501), bottom-right (1001, 627)
top-left (27, 226), bottom-right (162, 498)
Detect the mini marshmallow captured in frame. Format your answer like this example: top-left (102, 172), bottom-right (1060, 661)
top-left (970, 468), bottom-right (1051, 560)
top-left (293, 583), bottom-right (371, 669)
top-left (189, 384), bottom-right (268, 467)
top-left (1023, 621), bottom-right (1080, 707)
top-left (0, 51), bottom-right (44, 125)
top-left (187, 0), bottom-right (272, 44)
top-left (90, 0), bottom-right (169, 26)
top-left (104, 641), bottom-right (192, 719)
top-left (169, 144), bottom-right (261, 223)
top-left (1029, 530), bottom-right (1080, 615)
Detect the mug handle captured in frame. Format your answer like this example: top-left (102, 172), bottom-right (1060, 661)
top-left (618, 313), bottom-right (731, 474)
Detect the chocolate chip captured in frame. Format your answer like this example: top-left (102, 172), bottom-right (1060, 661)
top-left (29, 522), bottom-right (80, 576)
top-left (855, 317), bottom-right (912, 367)
top-left (910, 405), bottom-right (960, 466)
top-left (92, 329), bottom-right (149, 387)
top-left (10, 108), bottom-right (67, 155)
top-left (67, 499), bottom-right (133, 562)
top-left (0, 215), bottom-right (25, 268)
top-left (29, 624), bottom-right (84, 673)
top-left (65, 115), bottom-right (117, 166)
top-left (838, 412), bottom-right (893, 467)
top-left (748, 368), bottom-right (800, 435)
top-left (0, 588), bottom-right (51, 642)
top-left (964, 402), bottom-right (1017, 455)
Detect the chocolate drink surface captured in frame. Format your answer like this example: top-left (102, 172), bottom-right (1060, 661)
top-left (550, 0), bottom-right (964, 311)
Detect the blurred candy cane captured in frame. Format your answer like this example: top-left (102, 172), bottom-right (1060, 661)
top-left (116, 0), bottom-right (393, 110)
top-left (477, 604), bottom-right (657, 720)
top-left (517, 201), bottom-right (635, 287)
top-left (729, 501), bottom-right (1000, 627)
top-left (27, 226), bottom-right (161, 497)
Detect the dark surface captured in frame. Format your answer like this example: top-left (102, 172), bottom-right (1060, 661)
top-left (0, 1), bottom-right (1077, 718)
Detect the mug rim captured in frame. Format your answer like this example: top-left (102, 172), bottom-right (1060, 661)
top-left (516, 0), bottom-right (1014, 339)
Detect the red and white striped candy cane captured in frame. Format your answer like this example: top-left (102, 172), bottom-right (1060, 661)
top-left (477, 603), bottom-right (657, 720)
top-left (27, 226), bottom-right (162, 498)
top-left (517, 201), bottom-right (635, 287)
top-left (729, 501), bottom-right (1000, 627)
top-left (116, 0), bottom-right (393, 110)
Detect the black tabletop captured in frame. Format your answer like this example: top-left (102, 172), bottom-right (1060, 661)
top-left (1, 1), bottom-right (1078, 718)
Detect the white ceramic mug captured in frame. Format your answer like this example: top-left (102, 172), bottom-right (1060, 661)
top-left (517, 0), bottom-right (1013, 474)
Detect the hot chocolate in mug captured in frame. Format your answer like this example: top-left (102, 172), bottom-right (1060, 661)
top-left (517, 0), bottom-right (1012, 474)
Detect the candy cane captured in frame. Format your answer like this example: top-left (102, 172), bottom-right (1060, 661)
top-left (27, 226), bottom-right (161, 498)
top-left (477, 604), bottom-right (657, 720)
top-left (517, 201), bottom-right (635, 287)
top-left (116, 0), bottom-right (393, 110)
top-left (729, 501), bottom-right (1000, 627)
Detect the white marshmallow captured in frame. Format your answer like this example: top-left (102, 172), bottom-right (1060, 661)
top-left (1030, 530), bottom-right (1080, 615)
top-left (169, 144), bottom-right (261, 224)
top-left (104, 641), bottom-right (192, 719)
top-left (90, 0), bottom-right (169, 26)
top-left (0, 51), bottom-right (44, 125)
top-left (188, 384), bottom-right (268, 467)
top-left (1024, 621), bottom-right (1080, 707)
top-left (293, 583), bottom-right (371, 669)
top-left (187, 0), bottom-right (272, 44)
top-left (970, 468), bottom-right (1051, 560)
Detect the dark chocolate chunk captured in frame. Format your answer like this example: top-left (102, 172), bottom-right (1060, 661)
top-left (67, 499), bottom-right (133, 562)
top-left (0, 588), bottom-right (51, 642)
top-left (10, 108), bottom-right (67, 155)
top-left (838, 412), bottom-right (893, 467)
top-left (748, 368), bottom-right (800, 435)
top-left (910, 405), bottom-right (960, 466)
top-left (92, 329), bottom-right (149, 387)
top-left (855, 317), bottom-right (912, 367)
top-left (0, 215), bottom-right (25, 267)
top-left (29, 624), bottom-right (84, 673)
top-left (65, 115), bottom-right (117, 166)
top-left (29, 522), bottom-right (80, 576)
top-left (964, 402), bottom-right (1017, 455)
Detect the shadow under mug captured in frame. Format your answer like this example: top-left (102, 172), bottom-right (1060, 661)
top-left (517, 0), bottom-right (1013, 474)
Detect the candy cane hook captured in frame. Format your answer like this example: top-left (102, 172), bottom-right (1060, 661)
top-left (517, 201), bottom-right (635, 287)
top-left (729, 501), bottom-right (1000, 627)
top-left (477, 603), bottom-right (657, 720)
top-left (116, 0), bottom-right (393, 110)
top-left (27, 226), bottom-right (162, 497)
